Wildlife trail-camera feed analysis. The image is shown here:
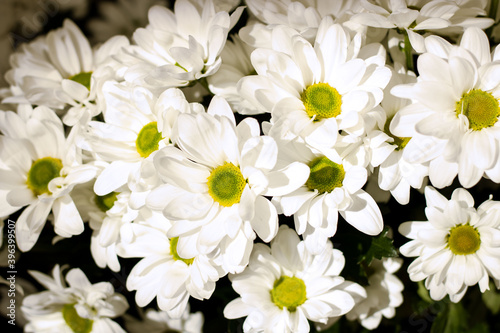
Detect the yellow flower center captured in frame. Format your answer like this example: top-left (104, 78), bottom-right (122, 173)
top-left (301, 83), bottom-right (342, 120)
top-left (26, 157), bottom-right (63, 196)
top-left (94, 192), bottom-right (119, 212)
top-left (270, 276), bottom-right (307, 312)
top-left (455, 89), bottom-right (500, 131)
top-left (207, 162), bottom-right (246, 207)
top-left (170, 237), bottom-right (194, 265)
top-left (136, 122), bottom-right (162, 158)
top-left (62, 304), bottom-right (93, 333)
top-left (306, 156), bottom-right (345, 194)
top-left (447, 223), bottom-right (481, 255)
top-left (69, 72), bottom-right (93, 91)
top-left (384, 116), bottom-right (411, 150)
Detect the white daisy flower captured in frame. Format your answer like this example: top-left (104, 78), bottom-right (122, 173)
top-left (346, 258), bottom-right (404, 330)
top-left (125, 305), bottom-right (203, 333)
top-left (117, 0), bottom-right (244, 92)
top-left (224, 225), bottom-right (366, 333)
top-left (148, 96), bottom-right (309, 273)
top-left (0, 107), bottom-right (97, 251)
top-left (22, 265), bottom-right (128, 333)
top-left (351, 0), bottom-right (494, 53)
top-left (273, 139), bottom-right (384, 254)
top-left (399, 186), bottom-right (500, 302)
top-left (117, 208), bottom-right (224, 318)
top-left (239, 19), bottom-right (391, 153)
top-left (72, 182), bottom-right (138, 272)
top-left (391, 27), bottom-right (500, 188)
top-left (84, 85), bottom-right (198, 199)
top-left (5, 19), bottom-right (129, 126)
top-left (364, 64), bottom-right (428, 204)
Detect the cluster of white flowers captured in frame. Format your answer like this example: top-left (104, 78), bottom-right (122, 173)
top-left (1, 0), bottom-right (500, 332)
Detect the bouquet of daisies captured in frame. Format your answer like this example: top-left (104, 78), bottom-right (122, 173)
top-left (1, 0), bottom-right (500, 332)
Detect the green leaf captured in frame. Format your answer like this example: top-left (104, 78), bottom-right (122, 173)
top-left (469, 322), bottom-right (490, 333)
top-left (431, 301), bottom-right (468, 333)
top-left (482, 281), bottom-right (500, 315)
top-left (359, 226), bottom-right (398, 266)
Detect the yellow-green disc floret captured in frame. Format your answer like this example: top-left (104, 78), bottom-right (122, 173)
top-left (447, 223), bottom-right (481, 255)
top-left (456, 89), bottom-right (500, 131)
top-left (306, 156), bottom-right (345, 194)
top-left (62, 303), bottom-right (93, 333)
top-left (384, 116), bottom-right (411, 150)
top-left (170, 237), bottom-right (194, 265)
top-left (136, 122), bottom-right (163, 158)
top-left (207, 162), bottom-right (246, 207)
top-left (270, 276), bottom-right (307, 312)
top-left (301, 82), bottom-right (342, 120)
top-left (26, 157), bottom-right (63, 196)
top-left (69, 72), bottom-right (93, 91)
top-left (95, 192), bottom-right (119, 213)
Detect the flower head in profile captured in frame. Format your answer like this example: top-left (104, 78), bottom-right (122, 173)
top-left (22, 265), bottom-right (128, 333)
top-left (0, 107), bottom-right (97, 251)
top-left (5, 19), bottom-right (129, 126)
top-left (391, 27), bottom-right (500, 188)
top-left (117, 0), bottom-right (244, 92)
top-left (148, 95), bottom-right (309, 273)
top-left (224, 225), bottom-right (366, 333)
top-left (399, 186), bottom-right (500, 302)
top-left (346, 258), bottom-right (404, 329)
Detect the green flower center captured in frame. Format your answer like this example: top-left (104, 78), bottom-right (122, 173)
top-left (69, 72), bottom-right (93, 91)
top-left (270, 276), bottom-right (307, 312)
top-left (301, 82), bottom-right (342, 120)
top-left (94, 192), bottom-right (119, 212)
top-left (384, 116), bottom-right (411, 150)
top-left (26, 157), bottom-right (63, 196)
top-left (62, 304), bottom-right (93, 333)
top-left (447, 223), bottom-right (481, 255)
top-left (455, 89), bottom-right (500, 131)
top-left (170, 237), bottom-right (194, 265)
top-left (136, 122), bottom-right (162, 158)
top-left (207, 162), bottom-right (246, 207)
top-left (306, 156), bottom-right (345, 194)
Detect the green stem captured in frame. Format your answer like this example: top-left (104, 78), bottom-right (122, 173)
top-left (198, 77), bottom-right (213, 95)
top-left (403, 31), bottom-right (415, 72)
top-left (486, 0), bottom-right (499, 38)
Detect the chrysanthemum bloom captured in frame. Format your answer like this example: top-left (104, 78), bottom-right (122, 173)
top-left (364, 64), bottom-right (428, 204)
top-left (84, 85), bottom-right (198, 200)
top-left (148, 96), bottom-right (309, 273)
top-left (117, 208), bottom-right (224, 318)
top-left (239, 19), bottom-right (391, 154)
top-left (22, 265), bottom-right (129, 333)
top-left (351, 0), bottom-right (493, 53)
top-left (346, 258), bottom-right (404, 329)
top-left (224, 225), bottom-right (366, 332)
top-left (72, 183), bottom-right (138, 271)
top-left (399, 186), bottom-right (500, 302)
top-left (273, 138), bottom-right (383, 254)
top-left (117, 0), bottom-right (243, 92)
top-left (125, 305), bottom-right (203, 333)
top-left (392, 27), bottom-right (500, 188)
top-left (5, 19), bottom-right (129, 126)
top-left (0, 107), bottom-right (97, 251)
